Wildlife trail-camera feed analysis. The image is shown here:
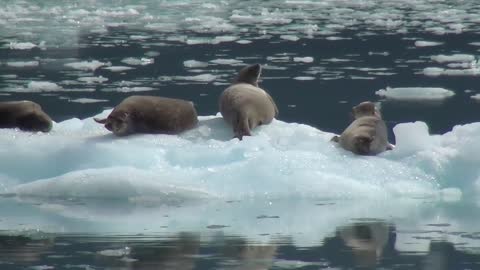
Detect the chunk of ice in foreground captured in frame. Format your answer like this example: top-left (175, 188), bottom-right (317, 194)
top-left (375, 87), bottom-right (455, 100)
top-left (1, 112), bottom-right (477, 204)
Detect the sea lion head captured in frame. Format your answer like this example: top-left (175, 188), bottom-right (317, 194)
top-left (234, 63), bottom-right (262, 86)
top-left (352, 101), bottom-right (381, 119)
top-left (102, 110), bottom-right (134, 136)
top-left (17, 111), bottom-right (53, 132)
top-left (353, 135), bottom-right (373, 155)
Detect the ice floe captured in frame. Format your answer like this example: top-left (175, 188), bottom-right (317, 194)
top-left (376, 87), bottom-right (455, 100)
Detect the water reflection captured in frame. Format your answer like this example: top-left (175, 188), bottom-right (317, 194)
top-left (0, 218), bottom-right (479, 269)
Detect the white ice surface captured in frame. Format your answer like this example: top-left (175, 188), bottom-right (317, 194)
top-left (375, 87), bottom-right (455, 100)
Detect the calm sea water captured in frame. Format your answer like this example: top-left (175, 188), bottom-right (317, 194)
top-left (2, 0), bottom-right (480, 269)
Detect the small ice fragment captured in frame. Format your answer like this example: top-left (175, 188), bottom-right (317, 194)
top-left (121, 57), bottom-right (154, 66)
top-left (65, 60), bottom-right (107, 71)
top-left (293, 57), bottom-right (314, 63)
top-left (184, 60), bottom-right (209, 68)
top-left (9, 42), bottom-right (37, 50)
top-left (6, 61), bottom-right (39, 67)
top-left (431, 54), bottom-right (475, 63)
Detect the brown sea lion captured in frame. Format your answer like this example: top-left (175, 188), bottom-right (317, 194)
top-left (331, 101), bottom-right (394, 155)
top-left (219, 63), bottom-right (278, 140)
top-left (0, 101), bottom-right (52, 132)
top-left (94, 95), bottom-right (198, 136)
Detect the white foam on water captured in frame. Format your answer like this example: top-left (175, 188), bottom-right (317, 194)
top-left (184, 60), bottom-right (209, 68)
top-left (293, 57), bottom-right (314, 63)
top-left (431, 54), bottom-right (475, 63)
top-left (415, 41), bottom-right (443, 47)
top-left (376, 87), bottom-right (455, 100)
top-left (121, 57), bottom-right (154, 66)
top-left (6, 61), bottom-right (39, 68)
top-left (64, 61), bottom-right (108, 71)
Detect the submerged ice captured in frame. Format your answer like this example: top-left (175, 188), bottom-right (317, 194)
top-left (1, 111), bottom-right (478, 204)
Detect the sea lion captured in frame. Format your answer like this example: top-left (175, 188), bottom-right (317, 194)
top-left (0, 101), bottom-right (52, 132)
top-left (94, 95), bottom-right (198, 136)
top-left (219, 63), bottom-right (278, 140)
top-left (331, 101), bottom-right (393, 155)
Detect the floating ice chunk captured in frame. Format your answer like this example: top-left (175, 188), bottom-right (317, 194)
top-left (0, 74), bottom-right (17, 79)
top-left (27, 81), bottom-right (63, 92)
top-left (469, 42), bottom-right (480, 46)
top-left (65, 60), bottom-right (107, 71)
top-left (293, 76), bottom-right (315, 80)
top-left (375, 87), bottom-right (455, 100)
top-left (431, 54), bottom-right (475, 63)
top-left (184, 60), bottom-right (209, 68)
top-left (293, 57), bottom-right (314, 63)
top-left (121, 57), bottom-right (154, 66)
top-left (97, 247), bottom-right (130, 257)
top-left (103, 66), bottom-right (134, 72)
top-left (280, 35), bottom-right (300, 41)
top-left (103, 87), bottom-right (155, 92)
top-left (471, 94), bottom-right (480, 101)
top-left (9, 42), bottom-right (37, 50)
top-left (423, 67), bottom-right (480, 77)
top-left (393, 122), bottom-right (435, 156)
top-left (415, 41), bottom-right (443, 47)
top-left (236, 40), bottom-right (252, 44)
top-left (178, 74), bottom-right (217, 82)
top-left (6, 61), bottom-right (39, 67)
top-left (423, 67), bottom-right (445, 77)
top-left (69, 98), bottom-right (108, 104)
top-left (78, 76), bottom-right (108, 84)
top-left (210, 59), bottom-right (243, 65)
top-left (212, 36), bottom-right (238, 44)
top-left (0, 114), bottom-right (439, 202)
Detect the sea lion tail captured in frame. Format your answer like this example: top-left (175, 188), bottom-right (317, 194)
top-left (93, 117), bottom-right (107, 124)
top-left (233, 111), bottom-right (251, 140)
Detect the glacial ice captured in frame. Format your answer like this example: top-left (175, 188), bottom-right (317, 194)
top-left (1, 110), bottom-right (478, 204)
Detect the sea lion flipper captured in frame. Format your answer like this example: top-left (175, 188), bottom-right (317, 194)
top-left (386, 143), bottom-right (395, 151)
top-left (331, 135), bottom-right (340, 143)
top-left (94, 117), bottom-right (107, 124)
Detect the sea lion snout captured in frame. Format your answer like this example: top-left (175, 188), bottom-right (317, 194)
top-left (352, 101), bottom-right (379, 119)
top-left (354, 135), bottom-right (373, 155)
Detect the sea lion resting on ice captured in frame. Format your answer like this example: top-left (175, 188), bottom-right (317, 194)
top-left (332, 101), bottom-right (394, 155)
top-left (94, 95), bottom-right (198, 136)
top-left (0, 101), bottom-right (52, 132)
top-left (219, 63), bottom-right (278, 140)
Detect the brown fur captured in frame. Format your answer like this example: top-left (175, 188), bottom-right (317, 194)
top-left (94, 96), bottom-right (198, 136)
top-left (0, 101), bottom-right (52, 132)
top-left (219, 64), bottom-right (278, 140)
top-left (332, 101), bottom-right (393, 155)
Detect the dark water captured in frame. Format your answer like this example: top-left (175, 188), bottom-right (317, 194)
top-left (1, 220), bottom-right (480, 270)
top-left (2, 0), bottom-right (480, 269)
top-left (2, 29), bottom-right (480, 140)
